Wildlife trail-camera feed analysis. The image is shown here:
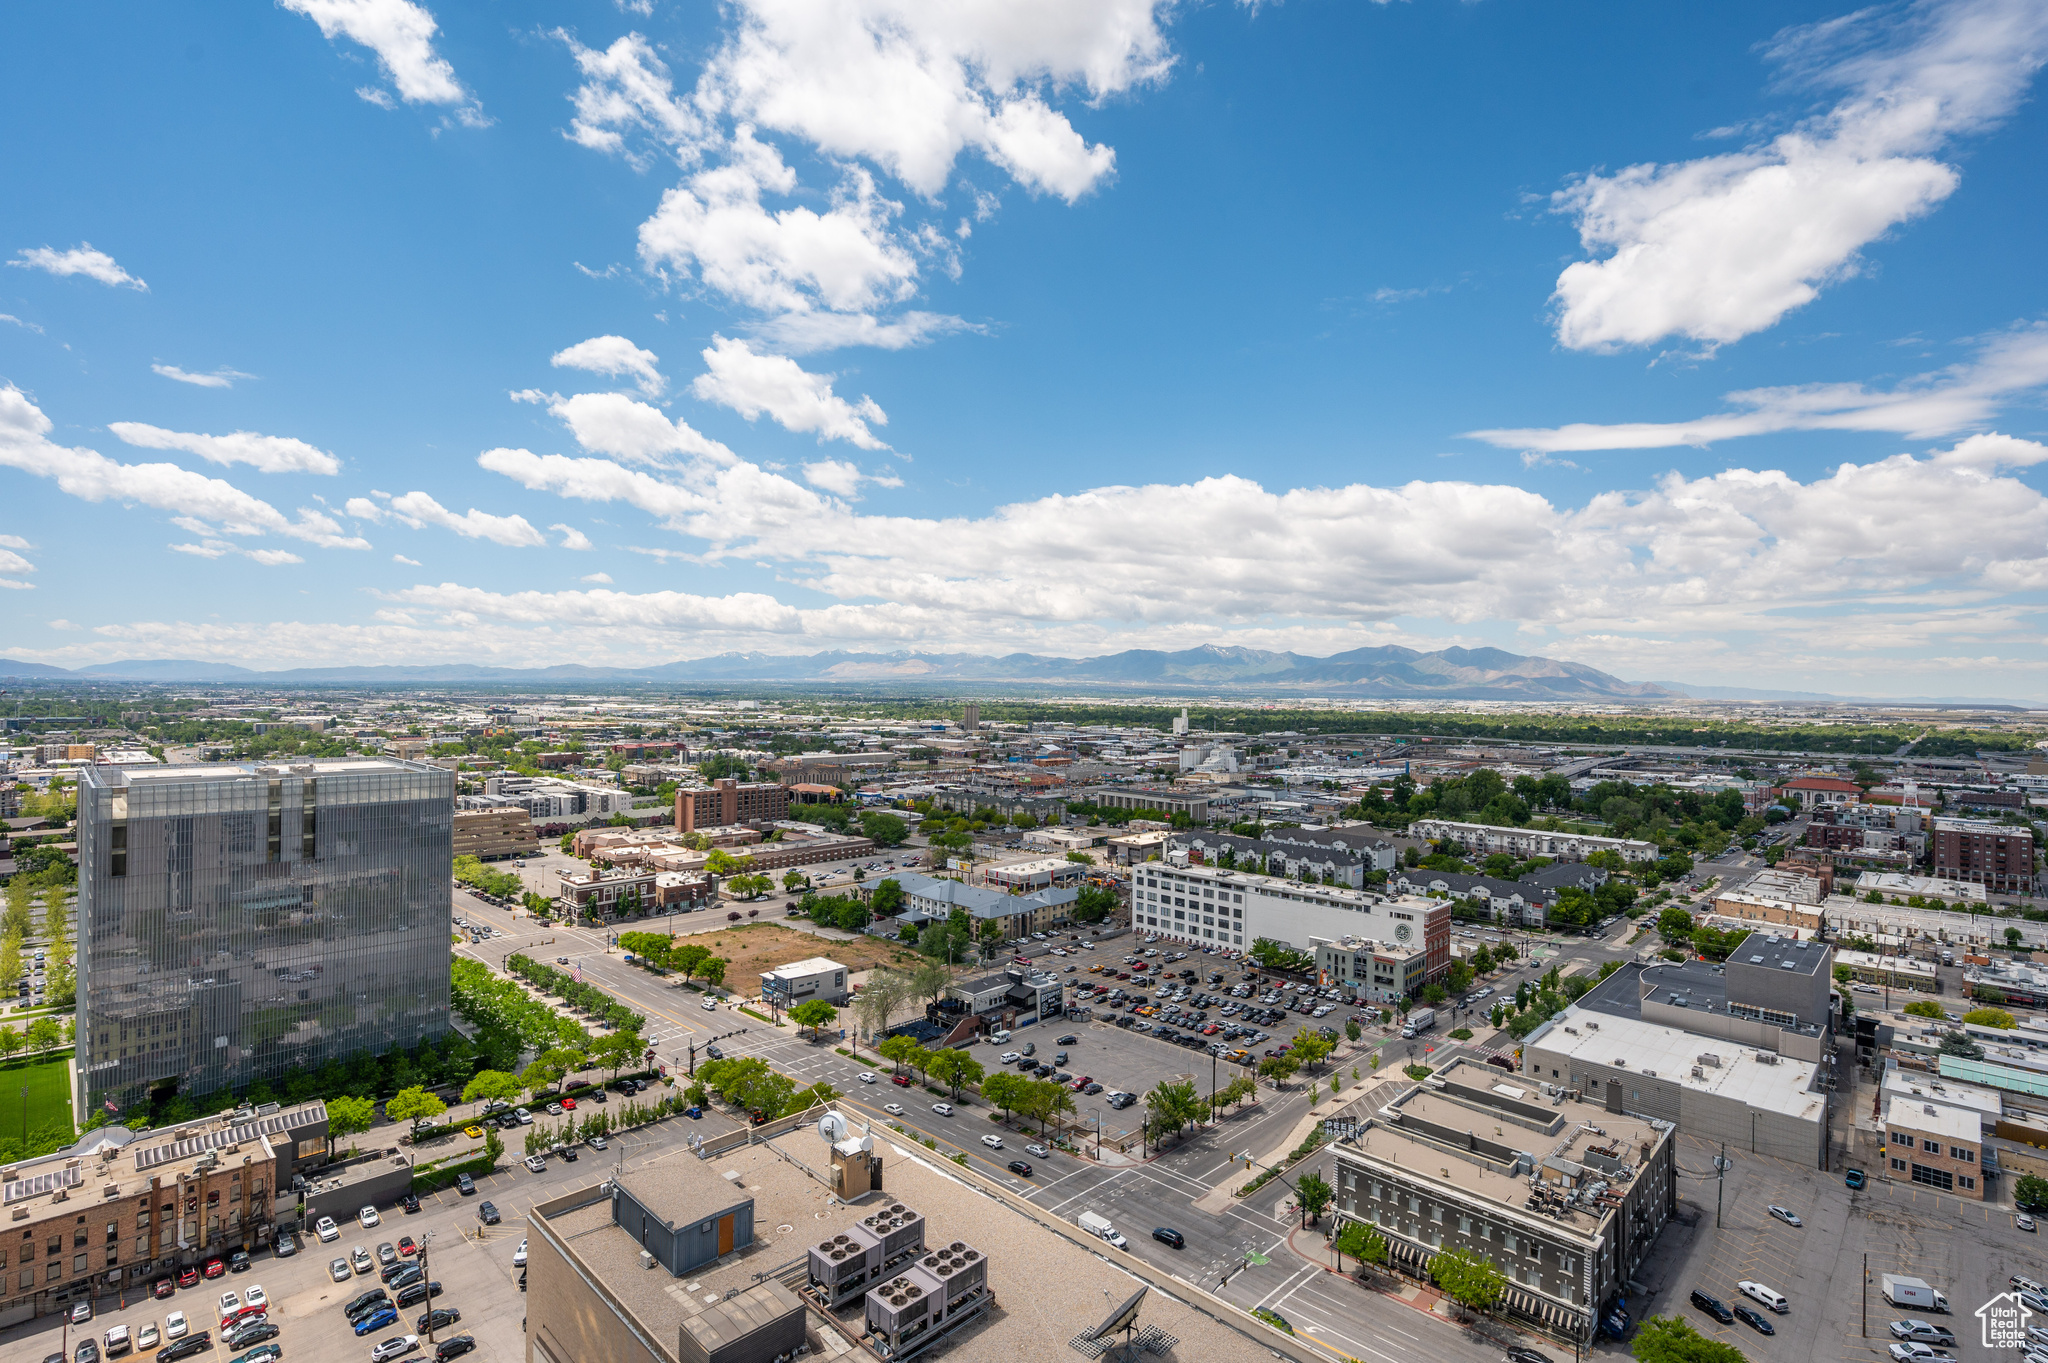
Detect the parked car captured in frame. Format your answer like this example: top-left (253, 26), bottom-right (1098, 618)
top-left (157, 1336), bottom-right (211, 1363)
top-left (329, 1259), bottom-right (353, 1283)
top-left (164, 1311), bottom-right (190, 1340)
top-left (345, 1288), bottom-right (392, 1320)
top-left (1845, 1168), bottom-right (1867, 1190)
top-left (394, 1280), bottom-right (442, 1309)
top-left (359, 1205), bottom-right (382, 1228)
top-left (478, 1200), bottom-right (501, 1225)
top-left (315, 1216), bottom-right (341, 1242)
top-left (351, 1245), bottom-right (374, 1274)
top-left (434, 1336), bottom-right (478, 1361)
top-left (223, 1322), bottom-right (279, 1352)
top-left (1768, 1205), bottom-right (1802, 1227)
top-left (354, 1305), bottom-right (401, 1336)
top-left (1733, 1306), bottom-right (1775, 1335)
top-left (136, 1325), bottom-right (160, 1351)
top-left (370, 1338), bottom-right (421, 1363)
top-left (416, 1309), bottom-right (462, 1334)
top-left (228, 1345), bottom-right (282, 1363)
top-left (1690, 1290), bottom-right (1734, 1324)
top-left (152, 1278), bottom-right (177, 1300)
top-left (524, 1155), bottom-right (547, 1173)
top-left (398, 1236), bottom-right (418, 1257)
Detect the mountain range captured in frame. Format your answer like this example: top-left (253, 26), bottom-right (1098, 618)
top-left (0, 644), bottom-right (1683, 700)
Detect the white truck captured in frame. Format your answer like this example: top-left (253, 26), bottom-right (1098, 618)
top-left (1401, 1008), bottom-right (1437, 1039)
top-left (1880, 1274), bottom-right (1949, 1313)
top-left (1078, 1212), bottom-right (1127, 1249)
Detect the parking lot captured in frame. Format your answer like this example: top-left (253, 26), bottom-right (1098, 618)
top-left (1625, 1135), bottom-right (2048, 1363)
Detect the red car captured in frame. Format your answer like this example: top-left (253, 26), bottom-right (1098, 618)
top-left (561, 1097), bottom-right (576, 1110)
top-left (202, 1257), bottom-right (226, 1279)
top-left (178, 1267), bottom-right (201, 1289)
top-left (397, 1236), bottom-right (418, 1257)
top-left (890, 1074), bottom-right (912, 1087)
top-left (222, 1305), bottom-right (267, 1329)
top-left (153, 1277), bottom-right (177, 1300)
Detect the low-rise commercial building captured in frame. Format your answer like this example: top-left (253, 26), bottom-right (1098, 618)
top-left (980, 857), bottom-right (1086, 892)
top-left (1407, 818), bottom-right (1658, 864)
top-left (452, 807), bottom-right (538, 860)
top-left (761, 957), bottom-right (850, 1009)
top-left (1314, 937), bottom-right (1432, 1004)
top-left (1884, 1095), bottom-right (1985, 1198)
top-left (1080, 786), bottom-right (1211, 820)
top-left (947, 963), bottom-right (1066, 1028)
top-left (0, 1101), bottom-right (326, 1322)
top-left (1330, 1060), bottom-right (1676, 1343)
top-left (1834, 948), bottom-right (1940, 994)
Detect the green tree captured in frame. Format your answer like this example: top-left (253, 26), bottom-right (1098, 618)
top-left (1630, 1314), bottom-right (1752, 1363)
top-left (868, 878), bottom-right (906, 917)
top-left (926, 1047), bottom-right (984, 1099)
top-left (1429, 1248), bottom-right (1506, 1312)
top-left (979, 1070), bottom-right (1024, 1120)
top-left (877, 1034), bottom-right (924, 1075)
top-left (782, 869), bottom-right (809, 893)
top-left (2006, 926), bottom-right (2023, 948)
top-left (910, 959), bottom-right (953, 1010)
top-left (790, 999), bottom-right (840, 1042)
top-left (1295, 1172), bottom-right (1333, 1225)
top-left (1344, 1017), bottom-right (1362, 1042)
top-left (1334, 1222), bottom-right (1386, 1270)
top-left (326, 1095), bottom-right (376, 1157)
top-left (2015, 1174), bottom-right (2048, 1210)
top-left (0, 939), bottom-right (21, 997)
top-left (1902, 999), bottom-right (1945, 1019)
top-left (1145, 1079), bottom-right (1204, 1140)
top-left (461, 1070), bottom-right (524, 1116)
top-left (482, 1129), bottom-right (504, 1167)
top-left (1072, 884), bottom-right (1118, 923)
top-left (0, 1027), bottom-right (21, 1059)
top-left (859, 811), bottom-right (909, 846)
top-left (1964, 1006), bottom-right (2017, 1029)
top-left (24, 1015), bottom-right (61, 1051)
top-left (1258, 1053), bottom-right (1299, 1086)
top-left (386, 1086), bottom-right (447, 1141)
top-left (1289, 1026), bottom-right (1335, 1071)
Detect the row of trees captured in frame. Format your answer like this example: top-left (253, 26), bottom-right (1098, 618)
top-left (503, 953), bottom-right (648, 1033)
top-left (452, 854), bottom-right (524, 900)
top-left (0, 875), bottom-right (73, 1005)
top-left (846, 962), bottom-right (960, 1047)
top-left (450, 957), bottom-right (594, 1056)
top-left (612, 932), bottom-right (733, 987)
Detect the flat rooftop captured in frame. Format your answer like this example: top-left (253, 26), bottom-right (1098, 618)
top-left (1885, 1094), bottom-right (1980, 1143)
top-left (1881, 1069), bottom-right (2004, 1124)
top-left (763, 957), bottom-right (845, 978)
top-left (88, 757), bottom-right (421, 786)
top-left (1531, 1009), bottom-right (1827, 1122)
top-left (1728, 930), bottom-right (1829, 976)
top-left (540, 1122), bottom-right (1286, 1363)
top-left (1337, 1063), bottom-right (1668, 1239)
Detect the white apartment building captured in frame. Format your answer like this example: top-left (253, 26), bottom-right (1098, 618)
top-left (1409, 818), bottom-right (1658, 864)
top-left (1130, 862), bottom-right (1450, 985)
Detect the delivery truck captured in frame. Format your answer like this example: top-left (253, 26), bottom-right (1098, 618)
top-left (1880, 1274), bottom-right (1949, 1313)
top-left (1078, 1212), bottom-right (1127, 1249)
top-left (1401, 1008), bottom-right (1437, 1039)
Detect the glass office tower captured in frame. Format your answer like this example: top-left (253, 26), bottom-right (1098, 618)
top-left (76, 758), bottom-right (454, 1115)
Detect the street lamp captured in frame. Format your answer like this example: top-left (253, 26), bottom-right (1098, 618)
top-left (417, 1230), bottom-right (438, 1345)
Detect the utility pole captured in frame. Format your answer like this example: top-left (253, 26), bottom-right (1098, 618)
top-left (1716, 1141), bottom-right (1727, 1228)
top-left (420, 1230), bottom-right (437, 1346)
top-left (1861, 1252), bottom-right (1868, 1337)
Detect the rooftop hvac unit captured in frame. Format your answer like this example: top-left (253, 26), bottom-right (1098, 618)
top-left (1691, 1067), bottom-right (1704, 1080)
top-left (1697, 1053), bottom-right (1722, 1067)
top-left (1754, 1052), bottom-right (1778, 1065)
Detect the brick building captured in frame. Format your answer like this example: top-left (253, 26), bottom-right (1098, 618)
top-left (675, 778), bottom-right (790, 832)
top-left (1932, 817), bottom-right (2036, 896)
top-left (1884, 1095), bottom-right (1984, 1199)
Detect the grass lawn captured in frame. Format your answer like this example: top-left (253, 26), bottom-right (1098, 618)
top-left (0, 1053), bottom-right (74, 1139)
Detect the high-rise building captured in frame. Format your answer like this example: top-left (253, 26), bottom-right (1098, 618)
top-left (961, 703), bottom-right (980, 731)
top-left (76, 758), bottom-right (455, 1115)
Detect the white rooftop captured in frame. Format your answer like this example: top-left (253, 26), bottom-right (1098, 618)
top-left (1884, 1094), bottom-right (1980, 1143)
top-left (1881, 1070), bottom-right (2003, 1124)
top-left (762, 956), bottom-right (846, 980)
top-left (1534, 1008), bottom-right (1826, 1123)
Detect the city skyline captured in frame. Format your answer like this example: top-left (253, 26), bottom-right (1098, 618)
top-left (3, 1), bottom-right (2048, 697)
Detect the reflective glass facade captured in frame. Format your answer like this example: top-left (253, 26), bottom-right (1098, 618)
top-left (77, 759), bottom-right (454, 1113)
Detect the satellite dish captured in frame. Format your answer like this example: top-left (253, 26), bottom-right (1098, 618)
top-left (818, 1113), bottom-right (848, 1144)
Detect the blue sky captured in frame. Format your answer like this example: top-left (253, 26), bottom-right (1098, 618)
top-left (3, 0), bottom-right (2047, 696)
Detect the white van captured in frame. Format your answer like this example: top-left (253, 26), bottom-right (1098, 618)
top-left (988, 1029), bottom-right (1011, 1044)
top-left (1739, 1280), bottom-right (1789, 1314)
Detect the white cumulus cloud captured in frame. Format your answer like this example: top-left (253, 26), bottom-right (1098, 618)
top-left (550, 334), bottom-right (666, 397)
top-left (108, 421), bottom-right (343, 476)
top-left (349, 489), bottom-right (547, 547)
top-left (534, 390), bottom-right (735, 467)
top-left (1551, 0), bottom-right (2048, 352)
top-left (279, 0), bottom-right (484, 120)
top-left (9, 243), bottom-right (146, 290)
top-left (690, 335), bottom-right (889, 448)
top-left (0, 385), bottom-right (366, 550)
top-left (1468, 322), bottom-right (2048, 452)
top-left (552, 523), bottom-right (594, 550)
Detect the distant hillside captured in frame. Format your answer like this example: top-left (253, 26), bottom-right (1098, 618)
top-left (0, 644), bottom-right (1679, 701)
